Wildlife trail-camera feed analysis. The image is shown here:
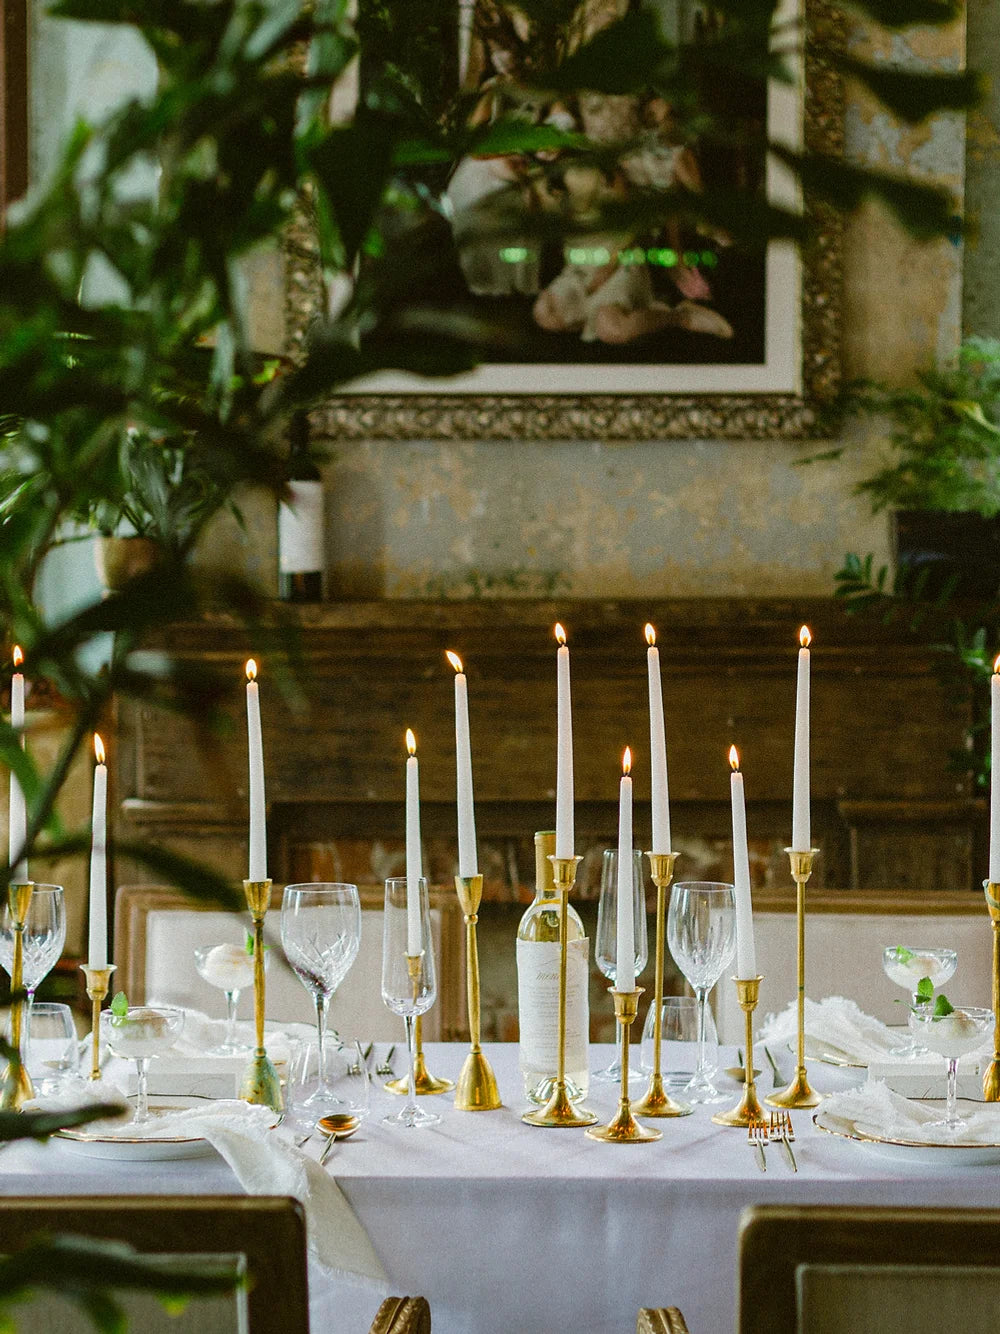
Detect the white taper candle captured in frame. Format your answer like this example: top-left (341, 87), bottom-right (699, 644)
top-left (729, 746), bottom-right (756, 978)
top-left (447, 652), bottom-right (478, 878)
top-left (88, 733), bottom-right (108, 969)
top-left (405, 729), bottom-right (422, 956)
top-left (791, 626), bottom-right (811, 852)
top-left (616, 749), bottom-right (636, 992)
top-left (645, 624), bottom-right (671, 854)
top-left (9, 647), bottom-right (27, 883)
top-left (991, 657), bottom-right (1000, 883)
top-left (246, 660), bottom-right (267, 882)
top-left (555, 624), bottom-right (574, 860)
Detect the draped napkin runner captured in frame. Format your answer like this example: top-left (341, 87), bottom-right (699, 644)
top-left (758, 995), bottom-right (900, 1065)
top-left (820, 1079), bottom-right (1000, 1146)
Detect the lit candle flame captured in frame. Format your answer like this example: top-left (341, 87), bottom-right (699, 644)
top-left (245, 659), bottom-right (257, 682)
top-left (729, 745), bottom-right (740, 772)
top-left (406, 728), bottom-right (417, 756)
top-left (94, 733), bottom-right (106, 765)
top-left (994, 654), bottom-right (1000, 675)
top-left (622, 746), bottom-right (632, 776)
top-left (12, 645), bottom-right (23, 669)
top-left (554, 623), bottom-right (566, 646)
top-left (446, 650), bottom-right (463, 674)
top-left (645, 623), bottom-right (656, 647)
top-left (800, 625), bottom-right (811, 648)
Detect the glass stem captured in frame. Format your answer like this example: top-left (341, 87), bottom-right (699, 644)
top-left (314, 992), bottom-right (330, 1088)
top-left (24, 988), bottom-right (35, 1068)
top-left (404, 1013), bottom-right (417, 1119)
top-left (695, 986), bottom-right (710, 1077)
top-left (946, 1056), bottom-right (959, 1126)
top-left (225, 991), bottom-right (238, 1048)
top-left (135, 1057), bottom-right (149, 1124)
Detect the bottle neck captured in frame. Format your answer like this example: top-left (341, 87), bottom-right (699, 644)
top-left (532, 831), bottom-right (558, 905)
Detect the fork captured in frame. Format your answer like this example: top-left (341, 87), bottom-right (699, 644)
top-left (769, 1110), bottom-right (797, 1172)
top-left (375, 1045), bottom-right (396, 1077)
top-left (747, 1115), bottom-right (768, 1173)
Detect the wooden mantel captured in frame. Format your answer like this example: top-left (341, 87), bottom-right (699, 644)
top-left (116, 598), bottom-right (981, 898)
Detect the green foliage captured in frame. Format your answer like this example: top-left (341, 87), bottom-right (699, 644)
top-left (916, 976), bottom-right (935, 1002)
top-left (110, 991), bottom-right (129, 1018)
top-left (933, 991), bottom-right (955, 1017)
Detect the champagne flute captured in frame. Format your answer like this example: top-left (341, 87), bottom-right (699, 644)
top-left (594, 849), bottom-right (648, 1081)
top-left (381, 877), bottom-right (439, 1128)
top-left (667, 881), bottom-right (736, 1104)
top-left (281, 883), bottom-right (361, 1109)
top-left (0, 884), bottom-right (66, 1060)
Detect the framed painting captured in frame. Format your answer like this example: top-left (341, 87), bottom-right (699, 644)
top-left (291, 0), bottom-right (844, 440)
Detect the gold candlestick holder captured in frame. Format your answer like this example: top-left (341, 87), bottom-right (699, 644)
top-left (766, 848), bottom-right (820, 1109)
top-left (983, 881), bottom-right (1000, 1101)
top-left (523, 855), bottom-right (596, 1128)
top-left (238, 879), bottom-right (283, 1114)
top-left (713, 976), bottom-right (765, 1127)
top-left (385, 1012), bottom-right (454, 1096)
top-left (454, 874), bottom-right (501, 1110)
top-left (587, 987), bottom-right (660, 1142)
top-left (1, 882), bottom-right (34, 1110)
top-left (634, 852), bottom-right (691, 1119)
top-left (80, 963), bottom-right (116, 1081)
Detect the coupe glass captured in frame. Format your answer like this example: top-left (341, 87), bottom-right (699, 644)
top-left (281, 883), bottom-right (361, 1109)
top-left (194, 941), bottom-right (269, 1054)
top-left (100, 1005), bottom-right (184, 1125)
top-left (381, 877), bottom-right (439, 1128)
top-left (594, 849), bottom-right (648, 1081)
top-left (0, 884), bottom-right (66, 1059)
top-left (882, 945), bottom-right (958, 1058)
top-left (667, 881), bottom-right (736, 1104)
top-left (908, 1005), bottom-right (992, 1134)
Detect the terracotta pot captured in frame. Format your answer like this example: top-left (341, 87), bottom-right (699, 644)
top-left (94, 536), bottom-right (164, 592)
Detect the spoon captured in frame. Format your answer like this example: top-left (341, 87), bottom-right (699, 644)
top-left (317, 1113), bottom-right (360, 1165)
top-left (724, 1049), bottom-right (761, 1081)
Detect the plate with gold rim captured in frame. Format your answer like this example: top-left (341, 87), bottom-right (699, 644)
top-left (56, 1094), bottom-right (223, 1160)
top-left (813, 1103), bottom-right (1000, 1167)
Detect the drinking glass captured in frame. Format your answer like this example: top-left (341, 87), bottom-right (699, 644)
top-left (0, 884), bottom-right (66, 1058)
top-left (281, 883), bottom-right (362, 1109)
top-left (667, 881), bottom-right (736, 1104)
top-left (594, 848), bottom-right (648, 1081)
top-left (288, 1038), bottom-right (371, 1126)
top-left (640, 994), bottom-right (718, 1086)
top-left (882, 945), bottom-right (958, 1058)
top-left (26, 1002), bottom-right (79, 1092)
top-left (381, 877), bottom-right (439, 1128)
top-left (194, 941), bottom-right (269, 1054)
top-left (100, 1005), bottom-right (184, 1125)
top-left (908, 1005), bottom-right (992, 1134)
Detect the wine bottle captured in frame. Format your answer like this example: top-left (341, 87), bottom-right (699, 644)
top-left (516, 829), bottom-right (590, 1104)
top-left (278, 412), bottom-right (324, 602)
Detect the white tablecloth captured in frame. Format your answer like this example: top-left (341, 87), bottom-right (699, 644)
top-left (3, 1043), bottom-right (1000, 1334)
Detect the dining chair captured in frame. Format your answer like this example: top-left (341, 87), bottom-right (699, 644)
top-left (639, 1204), bottom-right (1000, 1334)
top-left (114, 883), bottom-right (466, 1041)
top-left (0, 1195), bottom-right (307, 1334)
top-left (369, 1296), bottom-right (432, 1333)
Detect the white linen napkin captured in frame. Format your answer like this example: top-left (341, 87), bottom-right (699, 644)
top-left (820, 1079), bottom-right (1000, 1145)
top-left (758, 995), bottom-right (899, 1065)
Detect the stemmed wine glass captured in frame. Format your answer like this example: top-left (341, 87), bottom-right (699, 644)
top-left (100, 1005), bottom-right (184, 1125)
top-left (908, 1004), bottom-right (992, 1135)
top-left (595, 849), bottom-right (648, 1082)
top-left (281, 883), bottom-right (362, 1109)
top-left (882, 945), bottom-right (957, 1058)
top-left (0, 884), bottom-right (66, 1061)
top-left (381, 877), bottom-right (439, 1129)
top-left (667, 881), bottom-right (736, 1104)
top-left (193, 941), bottom-right (270, 1054)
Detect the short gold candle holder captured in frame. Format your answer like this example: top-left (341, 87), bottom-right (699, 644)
top-left (523, 855), bottom-right (597, 1128)
top-left (983, 880), bottom-right (1000, 1101)
top-left (633, 852), bottom-right (691, 1120)
top-left (766, 849), bottom-right (821, 1110)
top-left (80, 963), bottom-right (117, 1082)
top-left (238, 878), bottom-right (283, 1114)
top-left (454, 874), bottom-right (501, 1111)
top-left (713, 976), bottom-right (765, 1128)
top-left (1, 882), bottom-right (34, 1110)
top-left (587, 987), bottom-right (660, 1142)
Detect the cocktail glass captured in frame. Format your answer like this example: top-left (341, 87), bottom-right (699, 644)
top-left (100, 1005), bottom-right (184, 1125)
top-left (883, 946), bottom-right (957, 1057)
top-left (908, 1005), bottom-right (992, 1135)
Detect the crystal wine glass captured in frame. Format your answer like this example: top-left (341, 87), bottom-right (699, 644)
top-left (193, 940), bottom-right (269, 1054)
top-left (100, 1005), bottom-right (184, 1125)
top-left (667, 881), bottom-right (736, 1104)
top-left (908, 1004), bottom-right (992, 1134)
top-left (595, 848), bottom-right (648, 1082)
top-left (882, 945), bottom-right (958, 1058)
top-left (280, 883), bottom-right (362, 1109)
top-left (381, 877), bottom-right (439, 1129)
top-left (0, 884), bottom-right (66, 1060)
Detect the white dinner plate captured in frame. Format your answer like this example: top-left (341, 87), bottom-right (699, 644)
top-left (55, 1095), bottom-right (221, 1161)
top-left (813, 1102), bottom-right (1000, 1167)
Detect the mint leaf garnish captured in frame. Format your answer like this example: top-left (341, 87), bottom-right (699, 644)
top-left (245, 931), bottom-right (267, 955)
top-left (894, 946), bottom-right (915, 964)
top-left (934, 993), bottom-right (955, 1017)
top-left (110, 991), bottom-right (128, 1019)
top-left (916, 976), bottom-right (934, 1002)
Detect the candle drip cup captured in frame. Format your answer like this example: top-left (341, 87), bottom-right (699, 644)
top-left (81, 963), bottom-right (116, 1082)
top-left (238, 879), bottom-right (282, 1114)
top-left (454, 875), bottom-right (501, 1111)
top-left (587, 987), bottom-right (660, 1142)
top-left (766, 850), bottom-right (821, 1110)
top-left (634, 853), bottom-right (691, 1120)
top-left (983, 881), bottom-right (1000, 1102)
top-left (713, 977), bottom-right (765, 1127)
top-left (1, 882), bottom-right (35, 1110)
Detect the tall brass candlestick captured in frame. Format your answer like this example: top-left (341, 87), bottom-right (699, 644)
top-left (386, 1012), bottom-right (454, 1096)
top-left (238, 879), bottom-right (282, 1113)
top-left (587, 987), bottom-right (660, 1142)
top-left (454, 874), bottom-right (501, 1110)
top-left (766, 849), bottom-right (820, 1109)
top-left (713, 976), bottom-right (765, 1127)
top-left (1, 882), bottom-right (34, 1110)
top-left (81, 963), bottom-right (116, 1081)
top-left (983, 880), bottom-right (1000, 1101)
top-left (634, 852), bottom-right (691, 1119)
top-left (523, 855), bottom-right (596, 1128)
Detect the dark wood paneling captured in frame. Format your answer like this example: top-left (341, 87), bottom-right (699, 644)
top-left (0, 0), bottom-right (29, 219)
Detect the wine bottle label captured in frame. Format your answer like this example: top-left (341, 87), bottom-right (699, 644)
top-left (516, 937), bottom-right (589, 1072)
top-left (278, 480), bottom-right (324, 573)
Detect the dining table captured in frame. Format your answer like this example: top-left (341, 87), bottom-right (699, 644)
top-left (2, 1041), bottom-right (999, 1334)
